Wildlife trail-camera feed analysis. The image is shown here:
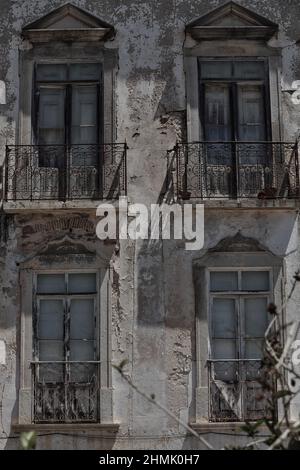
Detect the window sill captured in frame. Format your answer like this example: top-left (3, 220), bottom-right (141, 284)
top-left (180, 199), bottom-right (300, 210)
top-left (3, 199), bottom-right (122, 214)
top-left (189, 421), bottom-right (270, 434)
top-left (12, 423), bottom-right (120, 434)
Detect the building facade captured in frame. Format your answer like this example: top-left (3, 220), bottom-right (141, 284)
top-left (0, 0), bottom-right (300, 450)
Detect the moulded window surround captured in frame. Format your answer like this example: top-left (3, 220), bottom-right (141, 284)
top-left (19, 44), bottom-right (117, 147)
top-left (185, 50), bottom-right (282, 144)
top-left (192, 251), bottom-right (284, 424)
top-left (208, 268), bottom-right (273, 421)
top-left (18, 255), bottom-right (114, 426)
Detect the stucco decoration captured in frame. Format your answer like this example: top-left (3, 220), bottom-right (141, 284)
top-left (186, 1), bottom-right (278, 40)
top-left (22, 2), bottom-right (115, 43)
top-left (210, 232), bottom-right (267, 253)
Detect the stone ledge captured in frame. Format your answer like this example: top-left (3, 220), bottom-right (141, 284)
top-left (12, 423), bottom-right (120, 434)
top-left (183, 199), bottom-right (300, 210)
top-left (189, 421), bottom-right (270, 434)
top-left (2, 200), bottom-right (123, 213)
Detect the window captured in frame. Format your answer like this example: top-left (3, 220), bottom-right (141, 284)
top-left (208, 269), bottom-right (273, 422)
top-left (199, 60), bottom-right (268, 142)
top-left (32, 272), bottom-right (100, 423)
top-left (35, 63), bottom-right (102, 167)
top-left (195, 59), bottom-right (277, 198)
top-left (199, 59), bottom-right (270, 159)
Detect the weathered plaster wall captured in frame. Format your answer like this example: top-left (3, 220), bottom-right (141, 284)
top-left (0, 0), bottom-right (300, 450)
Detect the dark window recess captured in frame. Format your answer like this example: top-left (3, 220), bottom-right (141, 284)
top-left (208, 270), bottom-right (275, 422)
top-left (199, 60), bottom-right (270, 160)
top-left (35, 63), bottom-right (102, 168)
top-left (32, 273), bottom-right (100, 423)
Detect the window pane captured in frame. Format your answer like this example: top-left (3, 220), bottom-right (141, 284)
top-left (36, 64), bottom-right (67, 81)
top-left (38, 362), bottom-right (63, 383)
top-left (212, 298), bottom-right (236, 338)
top-left (39, 299), bottom-right (64, 340)
top-left (70, 340), bottom-right (94, 361)
top-left (212, 339), bottom-right (237, 360)
top-left (233, 61), bottom-right (265, 79)
top-left (245, 339), bottom-right (264, 359)
top-left (244, 297), bottom-right (268, 337)
top-left (70, 299), bottom-right (95, 340)
top-left (38, 87), bottom-right (65, 147)
top-left (210, 272), bottom-right (238, 291)
top-left (242, 271), bottom-right (270, 291)
top-left (200, 61), bottom-right (232, 79)
top-left (70, 63), bottom-right (100, 80)
top-left (204, 84), bottom-right (232, 143)
top-left (237, 85), bottom-right (266, 148)
top-left (39, 340), bottom-right (64, 361)
top-left (71, 85), bottom-right (98, 148)
top-left (68, 273), bottom-right (96, 294)
top-left (37, 274), bottom-right (66, 294)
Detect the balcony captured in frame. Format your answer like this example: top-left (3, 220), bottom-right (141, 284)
top-left (174, 141), bottom-right (300, 202)
top-left (31, 361), bottom-right (100, 423)
top-left (208, 360), bottom-right (274, 422)
top-left (3, 143), bottom-right (127, 209)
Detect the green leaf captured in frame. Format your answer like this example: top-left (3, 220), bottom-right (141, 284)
top-left (20, 431), bottom-right (36, 450)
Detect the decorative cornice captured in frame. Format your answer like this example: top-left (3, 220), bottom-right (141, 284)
top-left (186, 1), bottom-right (278, 41)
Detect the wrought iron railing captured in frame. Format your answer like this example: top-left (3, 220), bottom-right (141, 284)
top-left (174, 141), bottom-right (300, 199)
top-left (4, 143), bottom-right (127, 201)
top-left (207, 359), bottom-right (275, 422)
top-left (31, 361), bottom-right (100, 423)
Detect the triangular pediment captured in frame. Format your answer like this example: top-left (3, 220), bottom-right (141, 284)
top-left (186, 1), bottom-right (278, 40)
top-left (22, 3), bottom-right (114, 42)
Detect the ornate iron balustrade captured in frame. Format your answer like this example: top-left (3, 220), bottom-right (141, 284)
top-left (4, 143), bottom-right (127, 201)
top-left (31, 361), bottom-right (100, 423)
top-left (207, 359), bottom-right (275, 422)
top-left (174, 141), bottom-right (300, 199)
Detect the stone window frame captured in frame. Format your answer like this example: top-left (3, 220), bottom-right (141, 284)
top-left (193, 251), bottom-right (284, 424)
top-left (18, 253), bottom-right (114, 426)
top-left (19, 42), bottom-right (117, 147)
top-left (184, 40), bottom-right (282, 143)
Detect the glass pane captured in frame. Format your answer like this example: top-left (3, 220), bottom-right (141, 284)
top-left (233, 61), bottom-right (265, 79)
top-left (68, 273), bottom-right (96, 294)
top-left (204, 84), bottom-right (232, 144)
top-left (212, 298), bottom-right (236, 338)
top-left (38, 362), bottom-right (63, 383)
top-left (70, 362), bottom-right (96, 383)
top-left (210, 272), bottom-right (238, 291)
top-left (70, 340), bottom-right (94, 361)
top-left (70, 299), bottom-right (95, 340)
top-left (212, 339), bottom-right (237, 360)
top-left (245, 297), bottom-right (268, 337)
top-left (242, 271), bottom-right (270, 291)
top-left (71, 85), bottom-right (97, 148)
top-left (37, 274), bottom-right (66, 294)
top-left (200, 61), bottom-right (232, 79)
top-left (39, 299), bottom-right (64, 340)
top-left (36, 64), bottom-right (67, 81)
top-left (245, 339), bottom-right (264, 359)
top-left (70, 63), bottom-right (100, 80)
top-left (39, 340), bottom-right (64, 361)
top-left (38, 87), bottom-right (65, 146)
top-left (237, 85), bottom-right (266, 154)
